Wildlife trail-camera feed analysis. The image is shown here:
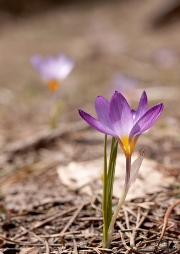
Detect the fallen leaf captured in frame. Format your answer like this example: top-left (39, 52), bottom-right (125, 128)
top-left (57, 153), bottom-right (174, 201)
top-left (19, 247), bottom-right (39, 254)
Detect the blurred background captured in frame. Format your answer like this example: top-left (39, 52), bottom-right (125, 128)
top-left (0, 0), bottom-right (180, 154)
top-left (0, 0), bottom-right (180, 238)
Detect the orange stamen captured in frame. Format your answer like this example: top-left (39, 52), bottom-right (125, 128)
top-left (47, 80), bottom-right (60, 92)
top-left (120, 135), bottom-right (136, 156)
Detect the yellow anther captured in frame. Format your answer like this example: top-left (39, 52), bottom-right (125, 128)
top-left (47, 80), bottom-right (59, 92)
top-left (121, 135), bottom-right (131, 155)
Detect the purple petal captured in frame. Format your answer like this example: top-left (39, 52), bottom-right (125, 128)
top-left (39, 63), bottom-right (55, 80)
top-left (134, 91), bottom-right (147, 123)
top-left (30, 55), bottom-right (43, 70)
top-left (95, 96), bottom-right (112, 129)
top-left (56, 59), bottom-right (75, 79)
top-left (109, 91), bottom-right (133, 137)
top-left (130, 103), bottom-right (164, 139)
top-left (31, 55), bottom-right (54, 79)
top-left (131, 109), bottom-right (136, 120)
top-left (79, 109), bottom-right (119, 139)
top-left (31, 54), bottom-right (74, 81)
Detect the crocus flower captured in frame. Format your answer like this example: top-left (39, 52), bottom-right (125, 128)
top-left (154, 48), bottom-right (178, 69)
top-left (79, 91), bottom-right (163, 186)
top-left (79, 91), bottom-right (163, 247)
top-left (31, 54), bottom-right (75, 91)
top-left (79, 91), bottom-right (163, 156)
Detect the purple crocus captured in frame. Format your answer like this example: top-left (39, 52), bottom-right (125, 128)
top-left (31, 54), bottom-right (75, 91)
top-left (79, 91), bottom-right (163, 186)
top-left (79, 91), bottom-right (163, 156)
top-left (79, 91), bottom-right (163, 247)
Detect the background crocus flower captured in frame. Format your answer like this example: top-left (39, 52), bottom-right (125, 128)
top-left (154, 48), bottom-right (178, 69)
top-left (31, 54), bottom-right (75, 92)
top-left (79, 91), bottom-right (163, 157)
top-left (110, 73), bottom-right (139, 102)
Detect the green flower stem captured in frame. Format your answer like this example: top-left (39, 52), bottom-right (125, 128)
top-left (102, 136), bottom-right (118, 248)
top-left (105, 154), bottom-right (131, 248)
top-left (125, 155), bottom-right (131, 188)
top-left (102, 135), bottom-right (108, 247)
top-left (107, 138), bottom-right (118, 227)
top-left (106, 187), bottom-right (129, 248)
top-left (50, 100), bottom-right (63, 129)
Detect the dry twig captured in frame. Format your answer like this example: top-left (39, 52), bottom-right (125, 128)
top-left (159, 199), bottom-right (180, 242)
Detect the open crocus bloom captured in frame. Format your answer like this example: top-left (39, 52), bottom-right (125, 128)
top-left (79, 91), bottom-right (163, 156)
top-left (79, 91), bottom-right (163, 247)
top-left (31, 54), bottom-right (75, 91)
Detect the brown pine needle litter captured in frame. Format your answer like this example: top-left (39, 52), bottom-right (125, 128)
top-left (0, 167), bottom-right (180, 254)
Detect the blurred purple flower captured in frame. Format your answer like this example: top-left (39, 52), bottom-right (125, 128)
top-left (110, 74), bottom-right (139, 101)
top-left (154, 48), bottom-right (178, 68)
top-left (79, 91), bottom-right (163, 156)
top-left (31, 54), bottom-right (75, 91)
